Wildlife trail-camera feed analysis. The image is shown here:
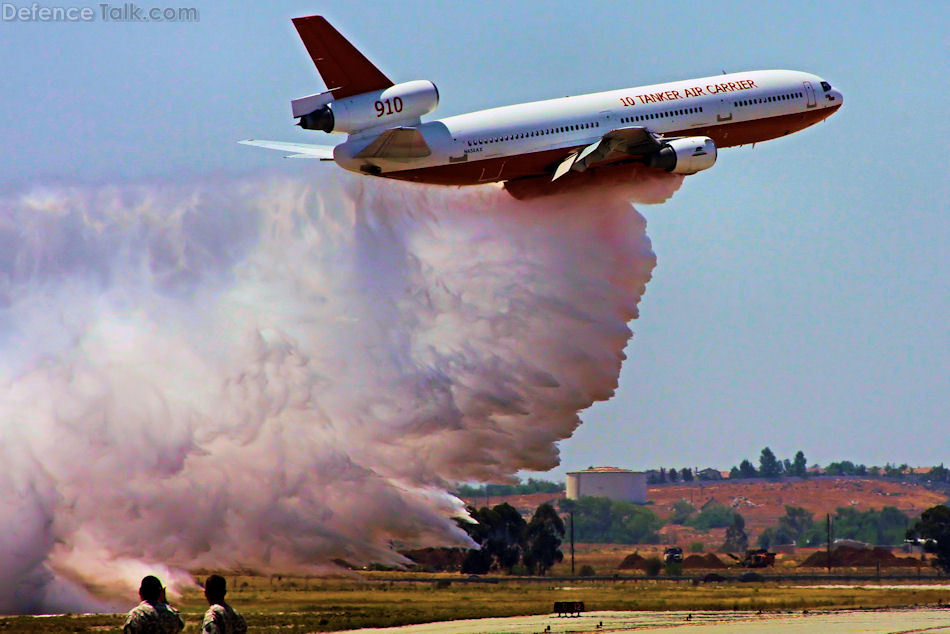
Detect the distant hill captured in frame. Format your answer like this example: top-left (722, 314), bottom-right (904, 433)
top-left (462, 476), bottom-right (946, 545)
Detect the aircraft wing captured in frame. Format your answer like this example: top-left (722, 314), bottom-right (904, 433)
top-left (552, 127), bottom-right (662, 181)
top-left (239, 139), bottom-right (335, 160)
top-left (354, 128), bottom-right (431, 161)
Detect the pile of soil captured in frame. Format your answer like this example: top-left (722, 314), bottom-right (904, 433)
top-left (801, 545), bottom-right (922, 568)
top-left (682, 553), bottom-right (727, 569)
top-left (400, 547), bottom-right (468, 571)
top-left (617, 553), bottom-right (648, 570)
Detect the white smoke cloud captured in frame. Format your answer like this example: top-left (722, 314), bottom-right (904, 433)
top-left (0, 168), bottom-right (681, 614)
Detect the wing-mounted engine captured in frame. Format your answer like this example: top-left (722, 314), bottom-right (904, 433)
top-left (554, 128), bottom-right (717, 181)
top-left (294, 80), bottom-right (439, 134)
top-left (648, 137), bottom-right (717, 174)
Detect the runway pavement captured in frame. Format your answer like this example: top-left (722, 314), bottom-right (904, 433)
top-left (351, 607), bottom-right (950, 633)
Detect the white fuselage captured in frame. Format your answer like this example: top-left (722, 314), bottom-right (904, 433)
top-left (333, 69), bottom-right (842, 186)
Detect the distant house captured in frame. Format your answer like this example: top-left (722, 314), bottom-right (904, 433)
top-left (566, 466), bottom-right (647, 504)
top-left (697, 468), bottom-right (724, 481)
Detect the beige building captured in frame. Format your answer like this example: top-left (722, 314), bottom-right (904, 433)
top-left (566, 466), bottom-right (647, 504)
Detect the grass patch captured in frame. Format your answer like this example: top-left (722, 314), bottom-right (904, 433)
top-left (2, 573), bottom-right (949, 632)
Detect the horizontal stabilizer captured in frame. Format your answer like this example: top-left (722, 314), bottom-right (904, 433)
top-left (292, 15), bottom-right (393, 99)
top-left (291, 91), bottom-right (334, 119)
top-left (239, 139), bottom-right (335, 160)
top-left (354, 128), bottom-right (431, 161)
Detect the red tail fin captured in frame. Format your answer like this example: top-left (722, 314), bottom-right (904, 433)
top-left (292, 16), bottom-right (394, 99)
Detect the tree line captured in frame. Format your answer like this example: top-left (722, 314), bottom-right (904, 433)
top-left (453, 458), bottom-right (950, 497)
top-left (453, 499), bottom-right (950, 575)
top-left (455, 478), bottom-right (564, 498)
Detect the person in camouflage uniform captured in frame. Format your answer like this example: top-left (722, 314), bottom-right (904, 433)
top-left (202, 574), bottom-right (247, 634)
top-left (124, 575), bottom-right (185, 634)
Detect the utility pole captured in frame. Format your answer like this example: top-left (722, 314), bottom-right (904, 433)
top-left (826, 513), bottom-right (833, 574)
top-left (570, 512), bottom-right (575, 576)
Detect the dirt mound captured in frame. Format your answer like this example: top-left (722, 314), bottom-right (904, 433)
top-left (400, 547), bottom-right (468, 571)
top-left (682, 553), bottom-right (727, 569)
top-left (801, 545), bottom-right (923, 568)
top-left (618, 553), bottom-right (647, 570)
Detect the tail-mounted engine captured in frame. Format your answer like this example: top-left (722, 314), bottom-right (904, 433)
top-left (294, 80), bottom-right (439, 134)
top-left (649, 137), bottom-right (717, 174)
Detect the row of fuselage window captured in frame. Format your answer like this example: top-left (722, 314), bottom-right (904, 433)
top-left (620, 105), bottom-right (704, 125)
top-left (464, 92), bottom-right (803, 147)
top-left (466, 121), bottom-right (601, 147)
top-left (735, 91), bottom-right (803, 107)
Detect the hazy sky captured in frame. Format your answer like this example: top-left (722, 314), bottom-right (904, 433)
top-left (1, 1), bottom-right (947, 480)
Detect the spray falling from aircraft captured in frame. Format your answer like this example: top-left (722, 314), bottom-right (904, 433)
top-left (0, 168), bottom-right (681, 613)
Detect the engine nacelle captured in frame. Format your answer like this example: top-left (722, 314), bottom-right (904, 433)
top-left (648, 137), bottom-right (717, 174)
top-left (298, 80), bottom-right (439, 134)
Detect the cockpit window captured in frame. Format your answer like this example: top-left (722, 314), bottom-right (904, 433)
top-left (820, 81), bottom-right (832, 92)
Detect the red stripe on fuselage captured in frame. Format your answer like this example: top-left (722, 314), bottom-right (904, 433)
top-left (380, 104), bottom-right (840, 187)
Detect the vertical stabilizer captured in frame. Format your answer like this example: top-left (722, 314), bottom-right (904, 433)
top-left (292, 15), bottom-right (394, 99)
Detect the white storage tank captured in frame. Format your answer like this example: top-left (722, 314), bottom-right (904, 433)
top-left (566, 466), bottom-right (647, 504)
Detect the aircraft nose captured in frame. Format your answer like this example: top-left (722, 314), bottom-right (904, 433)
top-left (827, 88), bottom-right (843, 106)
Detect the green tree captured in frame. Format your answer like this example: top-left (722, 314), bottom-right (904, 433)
top-left (834, 506), bottom-right (910, 545)
top-left (668, 467), bottom-right (679, 482)
top-left (688, 502), bottom-right (737, 530)
top-left (739, 459), bottom-right (758, 479)
top-left (928, 464), bottom-right (950, 483)
top-left (523, 503), bottom-right (565, 576)
top-left (792, 450), bottom-right (807, 477)
top-left (458, 503), bottom-right (526, 574)
top-left (729, 466), bottom-right (741, 479)
top-left (558, 497), bottom-right (663, 544)
top-left (669, 500), bottom-right (695, 525)
top-left (779, 505), bottom-right (823, 546)
top-left (755, 506), bottom-right (823, 548)
top-left (883, 463), bottom-right (907, 478)
top-left (826, 460), bottom-right (858, 476)
top-left (456, 478), bottom-right (564, 498)
top-left (759, 447), bottom-right (781, 478)
top-left (681, 468), bottom-right (694, 482)
top-left (909, 505), bottom-right (950, 574)
top-left (721, 513), bottom-right (749, 552)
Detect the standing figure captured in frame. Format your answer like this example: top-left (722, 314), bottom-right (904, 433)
top-left (202, 574), bottom-right (247, 634)
top-left (124, 575), bottom-right (185, 634)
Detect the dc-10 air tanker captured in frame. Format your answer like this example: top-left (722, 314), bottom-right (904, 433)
top-left (242, 15), bottom-right (843, 198)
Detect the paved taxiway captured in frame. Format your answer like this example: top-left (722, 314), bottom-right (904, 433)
top-left (353, 607), bottom-right (950, 633)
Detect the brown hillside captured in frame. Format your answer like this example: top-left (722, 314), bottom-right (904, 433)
top-left (650, 477), bottom-right (945, 539)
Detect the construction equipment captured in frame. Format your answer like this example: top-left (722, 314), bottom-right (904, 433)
top-left (725, 549), bottom-right (776, 568)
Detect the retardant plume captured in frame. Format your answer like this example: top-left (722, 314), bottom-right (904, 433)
top-left (0, 168), bottom-right (681, 613)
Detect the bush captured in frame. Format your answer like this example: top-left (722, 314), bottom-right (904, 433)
top-left (578, 564), bottom-right (596, 577)
top-left (558, 496), bottom-right (663, 544)
top-left (643, 557), bottom-right (663, 577)
top-left (664, 561), bottom-right (683, 576)
top-left (688, 541), bottom-right (705, 553)
top-left (669, 500), bottom-right (695, 525)
top-left (688, 503), bottom-right (737, 530)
